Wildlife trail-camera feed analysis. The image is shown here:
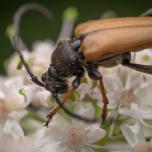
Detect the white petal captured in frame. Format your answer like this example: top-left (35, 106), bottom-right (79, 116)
top-left (50, 113), bottom-right (69, 129)
top-left (137, 106), bottom-right (152, 119)
top-left (75, 103), bottom-right (95, 119)
top-left (80, 147), bottom-right (94, 152)
top-left (40, 114), bottom-right (69, 141)
top-left (34, 90), bottom-right (51, 107)
top-left (77, 82), bottom-right (93, 100)
top-left (135, 48), bottom-right (152, 65)
top-left (150, 138), bottom-right (152, 144)
top-left (32, 40), bottom-right (54, 57)
top-left (0, 134), bottom-right (35, 152)
top-left (125, 72), bottom-right (143, 91)
top-left (118, 104), bottom-right (141, 119)
top-left (104, 143), bottom-right (132, 152)
top-left (121, 124), bottom-right (138, 147)
top-left (86, 124), bottom-right (106, 143)
top-left (34, 127), bottom-right (49, 147)
top-left (108, 98), bottom-right (118, 109)
top-left (9, 109), bottom-right (27, 120)
top-left (38, 143), bottom-right (59, 152)
top-left (4, 76), bottom-right (24, 91)
top-left (120, 122), bottom-right (146, 147)
top-left (119, 103), bottom-right (152, 128)
top-left (136, 85), bottom-right (152, 106)
top-left (89, 87), bottom-right (101, 104)
top-left (115, 66), bottom-right (129, 85)
top-left (2, 118), bottom-right (24, 138)
top-left (103, 75), bottom-right (123, 94)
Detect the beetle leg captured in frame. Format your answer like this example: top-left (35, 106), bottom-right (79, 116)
top-left (122, 53), bottom-right (152, 75)
top-left (99, 79), bottom-right (109, 122)
top-left (44, 88), bottom-right (75, 127)
top-left (45, 86), bottom-right (101, 127)
top-left (72, 67), bottom-right (85, 88)
top-left (44, 67), bottom-right (101, 126)
top-left (86, 63), bottom-right (109, 123)
top-left (86, 62), bottom-right (102, 79)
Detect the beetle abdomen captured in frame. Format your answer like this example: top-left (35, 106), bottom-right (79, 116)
top-left (75, 17), bottom-right (152, 61)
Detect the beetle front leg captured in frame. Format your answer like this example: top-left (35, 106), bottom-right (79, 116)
top-left (122, 53), bottom-right (152, 75)
top-left (44, 67), bottom-right (85, 126)
top-left (44, 88), bottom-right (75, 126)
top-left (86, 63), bottom-right (109, 123)
top-left (72, 67), bottom-right (84, 89)
top-left (44, 72), bottom-right (83, 127)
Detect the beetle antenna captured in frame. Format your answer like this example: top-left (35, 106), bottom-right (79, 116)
top-left (13, 3), bottom-right (53, 50)
top-left (51, 93), bottom-right (102, 124)
top-left (10, 3), bottom-right (52, 87)
top-left (12, 36), bottom-right (44, 87)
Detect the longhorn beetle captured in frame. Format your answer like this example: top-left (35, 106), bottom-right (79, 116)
top-left (11, 3), bottom-right (152, 126)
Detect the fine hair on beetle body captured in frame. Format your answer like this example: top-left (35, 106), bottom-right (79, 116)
top-left (11, 3), bottom-right (152, 126)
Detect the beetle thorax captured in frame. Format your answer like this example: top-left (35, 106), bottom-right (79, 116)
top-left (51, 39), bottom-right (80, 77)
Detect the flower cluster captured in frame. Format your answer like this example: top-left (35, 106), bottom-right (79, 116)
top-left (1, 6), bottom-right (152, 152)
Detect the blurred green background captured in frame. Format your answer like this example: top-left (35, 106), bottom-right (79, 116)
top-left (1, 0), bottom-right (152, 73)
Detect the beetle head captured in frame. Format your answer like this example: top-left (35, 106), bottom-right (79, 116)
top-left (41, 65), bottom-right (68, 94)
top-left (41, 39), bottom-right (81, 94)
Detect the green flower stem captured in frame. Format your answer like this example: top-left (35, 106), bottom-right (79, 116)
top-left (27, 110), bottom-right (45, 123)
top-left (57, 7), bottom-right (78, 42)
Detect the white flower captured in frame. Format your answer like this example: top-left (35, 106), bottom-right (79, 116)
top-left (120, 122), bottom-right (152, 152)
top-left (5, 50), bottom-right (29, 76)
top-left (6, 40), bottom-right (54, 81)
top-left (133, 48), bottom-right (152, 65)
top-left (35, 104), bottom-right (106, 152)
top-left (75, 78), bottom-right (94, 101)
top-left (0, 118), bottom-right (35, 152)
top-left (103, 66), bottom-right (144, 108)
top-left (31, 88), bottom-right (52, 107)
top-left (30, 40), bottom-right (55, 76)
top-left (0, 76), bottom-right (32, 121)
top-left (101, 66), bottom-right (152, 127)
top-left (0, 117), bottom-right (60, 152)
top-left (5, 40), bottom-right (56, 107)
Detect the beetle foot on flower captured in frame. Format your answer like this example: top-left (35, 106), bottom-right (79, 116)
top-left (44, 112), bottom-right (54, 127)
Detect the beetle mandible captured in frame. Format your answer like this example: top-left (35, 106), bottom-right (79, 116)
top-left (11, 3), bottom-right (152, 126)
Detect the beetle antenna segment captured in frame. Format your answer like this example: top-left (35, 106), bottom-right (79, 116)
top-left (51, 93), bottom-right (102, 124)
top-left (13, 3), bottom-right (52, 49)
top-left (11, 3), bottom-right (52, 87)
top-left (12, 36), bottom-right (44, 87)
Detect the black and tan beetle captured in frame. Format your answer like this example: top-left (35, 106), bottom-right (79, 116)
top-left (11, 3), bottom-right (152, 126)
